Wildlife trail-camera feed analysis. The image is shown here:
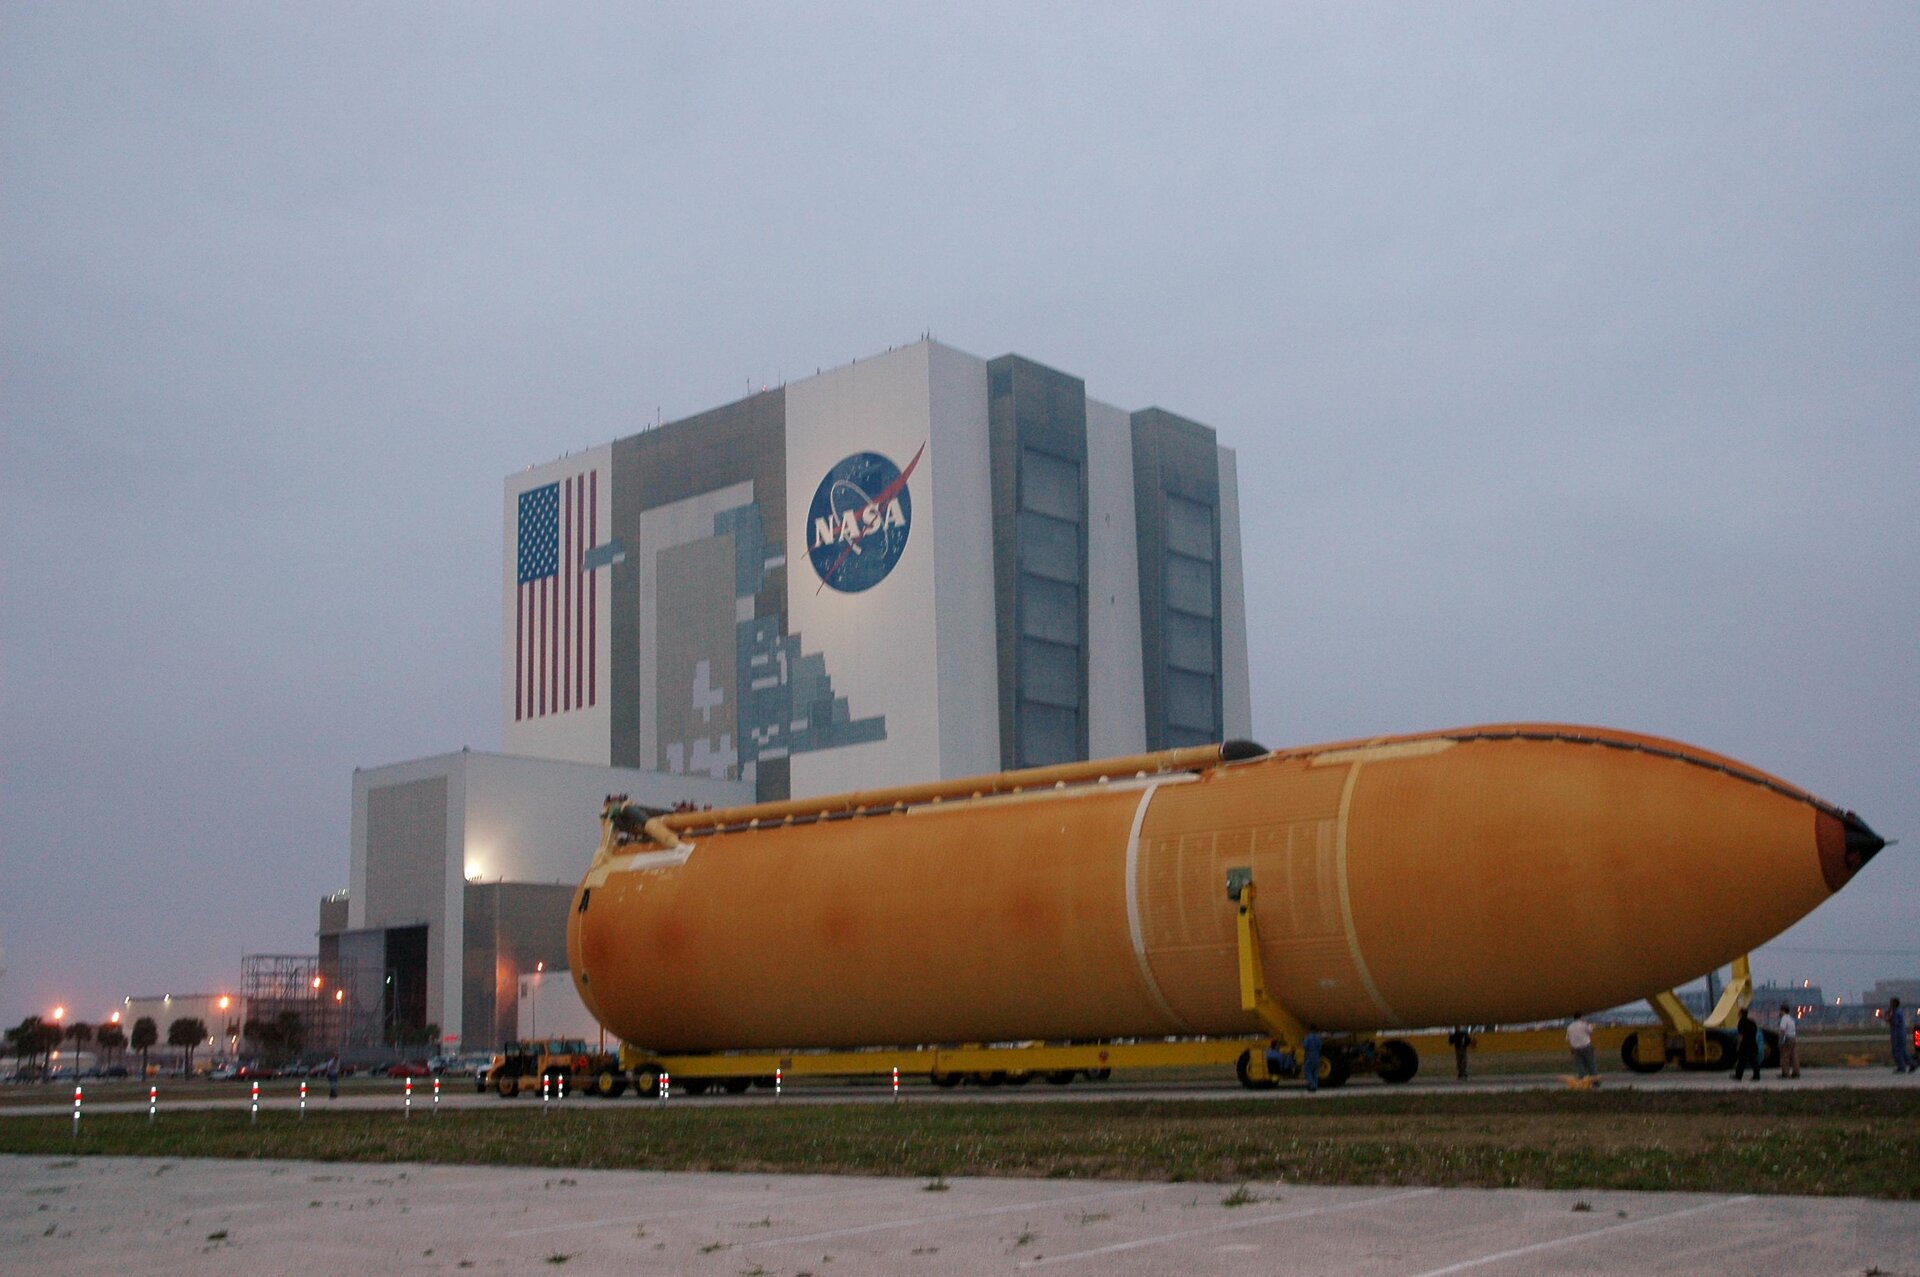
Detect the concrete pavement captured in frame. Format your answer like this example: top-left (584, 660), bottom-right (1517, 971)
top-left (6, 1154), bottom-right (1917, 1275)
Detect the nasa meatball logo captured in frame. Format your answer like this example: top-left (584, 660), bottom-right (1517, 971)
top-left (807, 443), bottom-right (924, 593)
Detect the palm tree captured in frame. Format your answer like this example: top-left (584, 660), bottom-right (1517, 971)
top-left (166, 1017), bottom-right (207, 1075)
top-left (63, 1021), bottom-right (93, 1074)
top-left (131, 1017), bottom-right (158, 1078)
top-left (95, 1023), bottom-right (127, 1069)
top-left (6, 1017), bottom-right (52, 1075)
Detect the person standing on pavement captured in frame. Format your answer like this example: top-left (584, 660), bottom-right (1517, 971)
top-left (1733, 1007), bottom-right (1761, 1081)
top-left (1890, 998), bottom-right (1914, 1074)
top-left (326, 1055), bottom-right (340, 1100)
top-left (1777, 1004), bottom-right (1800, 1079)
top-left (1447, 1027), bottom-right (1473, 1079)
top-left (1567, 1014), bottom-right (1598, 1080)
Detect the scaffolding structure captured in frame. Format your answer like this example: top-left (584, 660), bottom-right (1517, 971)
top-left (241, 952), bottom-right (380, 1058)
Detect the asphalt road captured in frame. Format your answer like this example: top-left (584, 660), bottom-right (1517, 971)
top-left (6, 1062), bottom-right (1916, 1118)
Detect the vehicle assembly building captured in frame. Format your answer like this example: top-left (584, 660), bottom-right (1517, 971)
top-left (501, 339), bottom-right (1251, 798)
top-left (327, 340), bottom-right (1251, 1054)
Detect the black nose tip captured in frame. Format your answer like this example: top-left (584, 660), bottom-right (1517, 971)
top-left (1818, 810), bottom-right (1886, 891)
top-left (1846, 813), bottom-right (1886, 873)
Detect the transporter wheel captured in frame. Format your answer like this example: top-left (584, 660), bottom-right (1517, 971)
top-left (1235, 1049), bottom-right (1279, 1090)
top-left (684, 1078), bottom-right (712, 1096)
top-left (1004, 1071), bottom-right (1032, 1087)
top-left (1760, 1029), bottom-right (1781, 1070)
top-left (1683, 1029), bottom-right (1735, 1072)
top-left (1376, 1038), bottom-right (1419, 1085)
top-left (1044, 1070), bottom-right (1077, 1086)
top-left (930, 1071), bottom-right (962, 1089)
top-left (1620, 1032), bottom-right (1666, 1074)
top-left (593, 1068), bottom-right (627, 1098)
top-left (971, 1071), bottom-right (1007, 1087)
top-left (496, 1073), bottom-right (520, 1098)
top-left (1083, 1068), bottom-right (1111, 1082)
top-left (722, 1077), bottom-right (752, 1095)
top-left (630, 1066), bottom-right (661, 1097)
top-left (1318, 1051), bottom-right (1352, 1089)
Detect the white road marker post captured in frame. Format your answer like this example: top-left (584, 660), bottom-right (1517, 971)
top-left (405, 1076), bottom-right (413, 1118)
top-left (72, 1085), bottom-right (82, 1140)
top-left (892, 1066), bottom-right (900, 1101)
top-left (660, 1071), bottom-right (670, 1102)
top-left (775, 1066), bottom-right (782, 1099)
top-left (300, 1079), bottom-right (307, 1119)
top-left (251, 1080), bottom-right (259, 1126)
top-left (433, 1075), bottom-right (440, 1114)
top-left (148, 1085), bottom-right (157, 1124)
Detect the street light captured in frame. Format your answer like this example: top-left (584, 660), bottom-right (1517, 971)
top-left (531, 963), bottom-right (543, 1038)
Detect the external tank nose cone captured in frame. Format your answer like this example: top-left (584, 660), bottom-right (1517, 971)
top-left (1818, 810), bottom-right (1886, 891)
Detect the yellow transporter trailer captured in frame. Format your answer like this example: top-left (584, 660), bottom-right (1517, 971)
top-left (566, 730), bottom-right (1874, 1093)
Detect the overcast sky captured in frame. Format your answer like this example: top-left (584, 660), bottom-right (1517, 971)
top-left (4, 5), bottom-right (1915, 1032)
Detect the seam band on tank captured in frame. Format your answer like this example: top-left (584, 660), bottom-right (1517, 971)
top-left (1336, 762), bottom-right (1403, 1028)
top-left (1125, 782), bottom-right (1193, 1034)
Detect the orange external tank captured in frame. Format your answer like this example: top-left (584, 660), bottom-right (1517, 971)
top-left (567, 725), bottom-right (1883, 1052)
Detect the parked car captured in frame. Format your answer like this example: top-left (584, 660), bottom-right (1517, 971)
top-left (384, 1059), bottom-right (431, 1078)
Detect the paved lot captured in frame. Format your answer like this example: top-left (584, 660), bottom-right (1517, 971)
top-left (5, 1154), bottom-right (1916, 1275)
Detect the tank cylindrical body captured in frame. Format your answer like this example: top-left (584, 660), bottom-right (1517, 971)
top-left (568, 725), bottom-right (1880, 1051)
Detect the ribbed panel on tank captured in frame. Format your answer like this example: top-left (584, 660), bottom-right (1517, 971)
top-left (1136, 759), bottom-right (1366, 1034)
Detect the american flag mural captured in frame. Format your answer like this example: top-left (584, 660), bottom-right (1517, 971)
top-left (515, 469), bottom-right (599, 720)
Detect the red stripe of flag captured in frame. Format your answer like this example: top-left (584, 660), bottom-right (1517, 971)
top-left (589, 471), bottom-right (597, 707)
top-left (575, 471), bottom-right (585, 707)
top-left (562, 477), bottom-right (572, 712)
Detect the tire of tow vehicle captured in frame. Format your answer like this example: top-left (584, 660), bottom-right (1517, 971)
top-left (1235, 1049), bottom-right (1279, 1090)
top-left (1376, 1038), bottom-right (1419, 1085)
top-left (630, 1066), bottom-right (660, 1098)
top-left (496, 1073), bottom-right (520, 1098)
top-left (1044, 1070), bottom-right (1076, 1085)
top-left (1620, 1031), bottom-right (1666, 1074)
top-left (930, 1071), bottom-right (962, 1088)
top-left (722, 1077), bottom-right (751, 1095)
top-left (1678, 1029), bottom-right (1735, 1072)
top-left (593, 1068), bottom-right (627, 1097)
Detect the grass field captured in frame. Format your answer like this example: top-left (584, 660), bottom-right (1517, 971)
top-left (4, 1088), bottom-right (1916, 1200)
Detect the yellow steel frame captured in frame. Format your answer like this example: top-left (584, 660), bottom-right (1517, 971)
top-left (1228, 883), bottom-right (1305, 1083)
top-left (1639, 954), bottom-right (1752, 1067)
top-left (618, 1037), bottom-right (1271, 1080)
